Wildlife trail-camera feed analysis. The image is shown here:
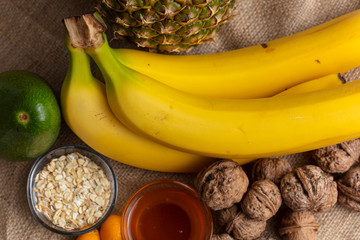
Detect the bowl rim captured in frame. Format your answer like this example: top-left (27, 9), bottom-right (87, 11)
top-left (27, 145), bottom-right (118, 236)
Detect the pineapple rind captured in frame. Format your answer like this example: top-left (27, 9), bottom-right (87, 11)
top-left (96, 0), bottom-right (235, 52)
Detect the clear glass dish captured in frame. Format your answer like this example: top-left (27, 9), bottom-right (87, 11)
top-left (27, 145), bottom-right (118, 235)
top-left (122, 179), bottom-right (213, 240)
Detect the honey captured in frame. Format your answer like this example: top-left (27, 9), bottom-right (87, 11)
top-left (122, 180), bottom-right (213, 240)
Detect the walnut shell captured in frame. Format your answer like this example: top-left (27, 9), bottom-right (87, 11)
top-left (280, 165), bottom-right (337, 212)
top-left (226, 211), bottom-right (266, 240)
top-left (251, 157), bottom-right (292, 185)
top-left (278, 211), bottom-right (319, 240)
top-left (337, 165), bottom-right (360, 211)
top-left (212, 233), bottom-right (234, 240)
top-left (312, 139), bottom-right (360, 173)
top-left (241, 180), bottom-right (282, 221)
top-left (216, 204), bottom-right (239, 227)
top-left (194, 159), bottom-right (249, 211)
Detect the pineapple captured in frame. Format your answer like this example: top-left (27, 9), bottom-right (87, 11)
top-left (95, 0), bottom-right (235, 52)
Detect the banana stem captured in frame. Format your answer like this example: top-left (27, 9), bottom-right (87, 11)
top-left (63, 14), bottom-right (130, 89)
top-left (64, 43), bottom-right (94, 84)
top-left (63, 14), bottom-right (106, 49)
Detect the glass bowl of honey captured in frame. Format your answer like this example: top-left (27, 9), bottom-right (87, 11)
top-left (121, 179), bottom-right (213, 240)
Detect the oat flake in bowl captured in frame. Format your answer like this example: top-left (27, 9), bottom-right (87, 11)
top-left (27, 145), bottom-right (118, 235)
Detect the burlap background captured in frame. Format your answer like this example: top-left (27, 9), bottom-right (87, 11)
top-left (1, 0), bottom-right (360, 239)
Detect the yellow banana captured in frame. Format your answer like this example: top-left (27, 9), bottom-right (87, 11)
top-left (61, 43), bottom-right (342, 171)
top-left (64, 15), bottom-right (348, 170)
top-left (274, 73), bottom-right (345, 97)
top-left (85, 39), bottom-right (360, 159)
top-left (113, 9), bottom-right (360, 98)
top-left (60, 39), bottom-right (215, 173)
top-left (230, 73), bottom-right (345, 164)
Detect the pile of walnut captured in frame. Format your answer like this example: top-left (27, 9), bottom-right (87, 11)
top-left (194, 138), bottom-right (360, 240)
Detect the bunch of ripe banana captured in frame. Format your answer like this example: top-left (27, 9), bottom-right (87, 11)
top-left (62, 10), bottom-right (360, 173)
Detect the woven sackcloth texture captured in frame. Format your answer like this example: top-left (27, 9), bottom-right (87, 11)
top-left (1, 0), bottom-right (360, 239)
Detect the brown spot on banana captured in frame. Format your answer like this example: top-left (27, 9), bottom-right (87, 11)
top-left (155, 110), bottom-right (168, 121)
top-left (95, 113), bottom-right (106, 120)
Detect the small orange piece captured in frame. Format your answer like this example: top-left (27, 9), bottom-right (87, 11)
top-left (76, 229), bottom-right (100, 240)
top-left (100, 214), bottom-right (122, 240)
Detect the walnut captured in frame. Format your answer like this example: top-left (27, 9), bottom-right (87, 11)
top-left (337, 165), bottom-right (360, 211)
top-left (241, 180), bottom-right (282, 221)
top-left (280, 165), bottom-right (337, 212)
top-left (226, 211), bottom-right (266, 240)
top-left (251, 157), bottom-right (292, 185)
top-left (212, 233), bottom-right (234, 240)
top-left (278, 211), bottom-right (319, 240)
top-left (311, 139), bottom-right (360, 173)
top-left (216, 204), bottom-right (239, 227)
top-left (194, 159), bottom-right (249, 211)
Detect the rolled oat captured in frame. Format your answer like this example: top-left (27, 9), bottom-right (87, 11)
top-left (33, 152), bottom-right (111, 230)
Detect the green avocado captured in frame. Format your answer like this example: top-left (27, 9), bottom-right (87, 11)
top-left (0, 70), bottom-right (61, 161)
